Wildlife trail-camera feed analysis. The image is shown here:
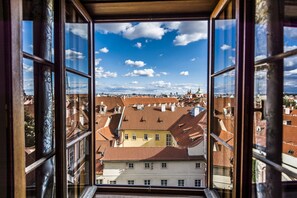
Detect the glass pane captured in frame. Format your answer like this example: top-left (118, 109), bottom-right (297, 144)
top-left (214, 19), bottom-right (236, 72)
top-left (23, 0), bottom-right (55, 62)
top-left (66, 72), bottom-right (89, 134)
top-left (66, 72), bottom-right (90, 196)
top-left (67, 136), bottom-right (90, 197)
top-left (65, 3), bottom-right (89, 74)
top-left (95, 21), bottom-right (208, 187)
top-left (252, 159), bottom-right (297, 197)
top-left (23, 59), bottom-right (55, 167)
top-left (211, 70), bottom-right (235, 195)
top-left (255, 0), bottom-right (297, 61)
top-left (26, 157), bottom-right (56, 197)
top-left (253, 55), bottom-right (297, 173)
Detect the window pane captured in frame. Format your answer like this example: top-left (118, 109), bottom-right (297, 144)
top-left (95, 21), bottom-right (208, 187)
top-left (67, 136), bottom-right (90, 197)
top-left (255, 0), bottom-right (297, 61)
top-left (251, 159), bottom-right (297, 197)
top-left (214, 19), bottom-right (236, 73)
top-left (23, 0), bottom-right (55, 62)
top-left (65, 3), bottom-right (89, 74)
top-left (26, 157), bottom-right (56, 197)
top-left (23, 58), bottom-right (55, 167)
top-left (66, 72), bottom-right (89, 133)
top-left (253, 55), bottom-right (297, 175)
top-left (66, 72), bottom-right (90, 196)
top-left (211, 70), bottom-right (235, 195)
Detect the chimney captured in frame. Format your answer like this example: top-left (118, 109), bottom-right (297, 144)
top-left (284, 107), bottom-right (290, 115)
top-left (171, 104), bottom-right (176, 112)
top-left (161, 104), bottom-right (166, 112)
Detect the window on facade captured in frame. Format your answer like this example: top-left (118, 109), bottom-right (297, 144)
top-left (178, 180), bottom-right (185, 186)
top-left (161, 180), bottom-right (167, 186)
top-left (94, 21), bottom-right (208, 188)
top-left (155, 134), bottom-right (160, 141)
top-left (144, 180), bottom-right (151, 185)
top-left (145, 162), bottom-right (150, 169)
top-left (166, 134), bottom-right (172, 146)
top-left (161, 162), bottom-right (167, 169)
top-left (128, 180), bottom-right (134, 185)
top-left (128, 163), bottom-right (134, 169)
top-left (195, 163), bottom-right (201, 168)
top-left (144, 134), bottom-right (148, 141)
top-left (195, 179), bottom-right (201, 187)
top-left (132, 134), bottom-right (137, 140)
top-left (110, 181), bottom-right (116, 184)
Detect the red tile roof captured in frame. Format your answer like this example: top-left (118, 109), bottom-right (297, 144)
top-left (120, 106), bottom-right (191, 131)
top-left (169, 111), bottom-right (206, 148)
top-left (100, 147), bottom-right (204, 161)
top-left (123, 97), bottom-right (178, 106)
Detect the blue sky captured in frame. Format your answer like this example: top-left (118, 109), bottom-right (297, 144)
top-left (22, 20), bottom-right (297, 95)
top-left (94, 21), bottom-right (208, 95)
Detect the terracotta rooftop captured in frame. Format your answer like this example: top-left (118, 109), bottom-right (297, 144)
top-left (96, 96), bottom-right (125, 111)
top-left (100, 147), bottom-right (204, 161)
top-left (120, 106), bottom-right (191, 131)
top-left (169, 110), bottom-right (206, 148)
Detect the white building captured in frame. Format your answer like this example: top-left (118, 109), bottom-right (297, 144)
top-left (96, 146), bottom-right (206, 187)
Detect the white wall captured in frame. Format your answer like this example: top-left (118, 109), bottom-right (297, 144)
top-left (97, 160), bottom-right (206, 187)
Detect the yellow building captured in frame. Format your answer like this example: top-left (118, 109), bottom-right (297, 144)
top-left (117, 105), bottom-right (203, 148)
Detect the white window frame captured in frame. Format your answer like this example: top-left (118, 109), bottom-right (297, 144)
top-left (128, 162), bottom-right (134, 169)
top-left (161, 162), bottom-right (167, 169)
top-left (128, 180), bottom-right (134, 185)
top-left (132, 133), bottom-right (136, 140)
top-left (195, 162), bottom-right (201, 168)
top-left (144, 162), bottom-right (150, 169)
top-left (144, 180), bottom-right (151, 185)
top-left (195, 179), bottom-right (201, 187)
top-left (155, 134), bottom-right (160, 141)
top-left (124, 134), bottom-right (129, 140)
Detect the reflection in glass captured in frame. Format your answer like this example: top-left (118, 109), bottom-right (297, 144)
top-left (26, 157), bottom-right (55, 197)
top-left (252, 159), bottom-right (297, 197)
top-left (214, 19), bottom-right (236, 72)
top-left (211, 70), bottom-right (235, 195)
top-left (255, 0), bottom-right (297, 61)
top-left (66, 72), bottom-right (89, 134)
top-left (23, 58), bottom-right (36, 166)
top-left (23, 0), bottom-right (55, 62)
top-left (66, 72), bottom-right (90, 196)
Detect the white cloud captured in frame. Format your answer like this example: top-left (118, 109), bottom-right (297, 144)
top-left (95, 67), bottom-right (117, 78)
top-left (215, 19), bottom-right (236, 30)
top-left (155, 74), bottom-right (161, 77)
top-left (284, 45), bottom-right (297, 52)
top-left (95, 51), bottom-right (100, 54)
top-left (160, 54), bottom-right (163, 57)
top-left (160, 72), bottom-right (168, 75)
top-left (285, 69), bottom-right (297, 76)
top-left (221, 44), bottom-right (232, 51)
top-left (285, 56), bottom-right (297, 67)
top-left (123, 22), bottom-right (166, 40)
top-left (174, 33), bottom-right (207, 46)
top-left (124, 69), bottom-right (154, 77)
top-left (191, 58), bottom-right (196, 61)
top-left (23, 63), bottom-right (33, 72)
top-left (134, 42), bottom-right (142, 48)
top-left (180, 71), bottom-right (189, 76)
top-left (125, 59), bottom-right (146, 67)
top-left (284, 27), bottom-right (297, 39)
top-left (65, 23), bottom-right (88, 39)
top-left (228, 56), bottom-right (236, 64)
top-left (95, 58), bottom-right (102, 66)
top-left (99, 47), bottom-right (109, 53)
top-left (95, 23), bottom-right (132, 34)
top-left (255, 55), bottom-right (267, 61)
top-left (151, 80), bottom-right (171, 88)
top-left (131, 81), bottom-right (139, 84)
top-left (65, 49), bottom-right (85, 60)
top-left (169, 21), bottom-right (208, 46)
